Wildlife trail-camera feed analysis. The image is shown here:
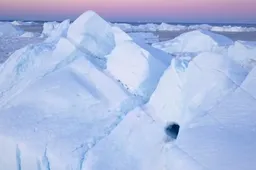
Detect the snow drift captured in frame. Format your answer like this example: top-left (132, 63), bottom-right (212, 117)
top-left (152, 30), bottom-right (233, 54)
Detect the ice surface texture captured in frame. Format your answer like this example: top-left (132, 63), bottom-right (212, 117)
top-left (0, 10), bottom-right (256, 170)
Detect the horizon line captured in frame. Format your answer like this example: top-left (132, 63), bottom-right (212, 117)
top-left (1, 19), bottom-right (256, 25)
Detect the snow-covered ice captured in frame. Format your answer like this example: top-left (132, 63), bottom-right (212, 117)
top-left (0, 36), bottom-right (44, 64)
top-left (41, 21), bottom-right (61, 37)
top-left (0, 10), bottom-right (170, 169)
top-left (147, 52), bottom-right (248, 125)
top-left (152, 30), bottom-right (233, 54)
top-left (11, 21), bottom-right (22, 26)
top-left (1, 10), bottom-right (256, 170)
top-left (44, 19), bottom-right (70, 43)
top-left (0, 22), bottom-right (24, 37)
top-left (67, 11), bottom-right (115, 61)
top-left (228, 41), bottom-right (256, 70)
top-left (113, 22), bottom-right (256, 32)
top-left (11, 21), bottom-right (35, 26)
top-left (211, 25), bottom-right (256, 32)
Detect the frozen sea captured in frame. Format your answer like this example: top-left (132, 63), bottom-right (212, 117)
top-left (1, 14), bottom-right (256, 170)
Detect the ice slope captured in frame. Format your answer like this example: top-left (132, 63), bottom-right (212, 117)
top-left (0, 36), bottom-right (44, 64)
top-left (241, 67), bottom-right (256, 98)
top-left (80, 52), bottom-right (252, 170)
top-left (67, 10), bottom-right (170, 98)
top-left (0, 31), bottom-right (131, 170)
top-left (67, 11), bottom-right (115, 61)
top-left (0, 22), bottom-right (23, 37)
top-left (41, 21), bottom-right (60, 37)
top-left (228, 41), bottom-right (256, 70)
top-left (106, 40), bottom-right (168, 98)
top-left (111, 26), bottom-right (132, 42)
top-left (0, 10), bottom-right (171, 170)
top-left (44, 19), bottom-right (70, 43)
top-left (175, 66), bottom-right (256, 170)
top-left (147, 52), bottom-right (248, 125)
top-left (152, 30), bottom-right (233, 54)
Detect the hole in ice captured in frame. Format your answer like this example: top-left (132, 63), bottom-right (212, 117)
top-left (165, 122), bottom-right (180, 141)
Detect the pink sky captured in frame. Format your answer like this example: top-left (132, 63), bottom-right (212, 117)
top-left (0, 0), bottom-right (255, 22)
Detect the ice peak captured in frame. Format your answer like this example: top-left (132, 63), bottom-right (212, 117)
top-left (67, 10), bottom-right (115, 60)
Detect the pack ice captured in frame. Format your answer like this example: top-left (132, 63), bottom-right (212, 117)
top-left (0, 10), bottom-right (169, 170)
top-left (0, 10), bottom-right (256, 170)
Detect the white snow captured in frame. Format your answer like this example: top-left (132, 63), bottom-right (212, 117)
top-left (0, 10), bottom-right (256, 170)
top-left (152, 30), bottom-right (233, 54)
top-left (106, 40), bottom-right (167, 98)
top-left (111, 26), bottom-right (132, 43)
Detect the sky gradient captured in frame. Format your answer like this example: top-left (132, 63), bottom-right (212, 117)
top-left (0, 0), bottom-right (256, 23)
